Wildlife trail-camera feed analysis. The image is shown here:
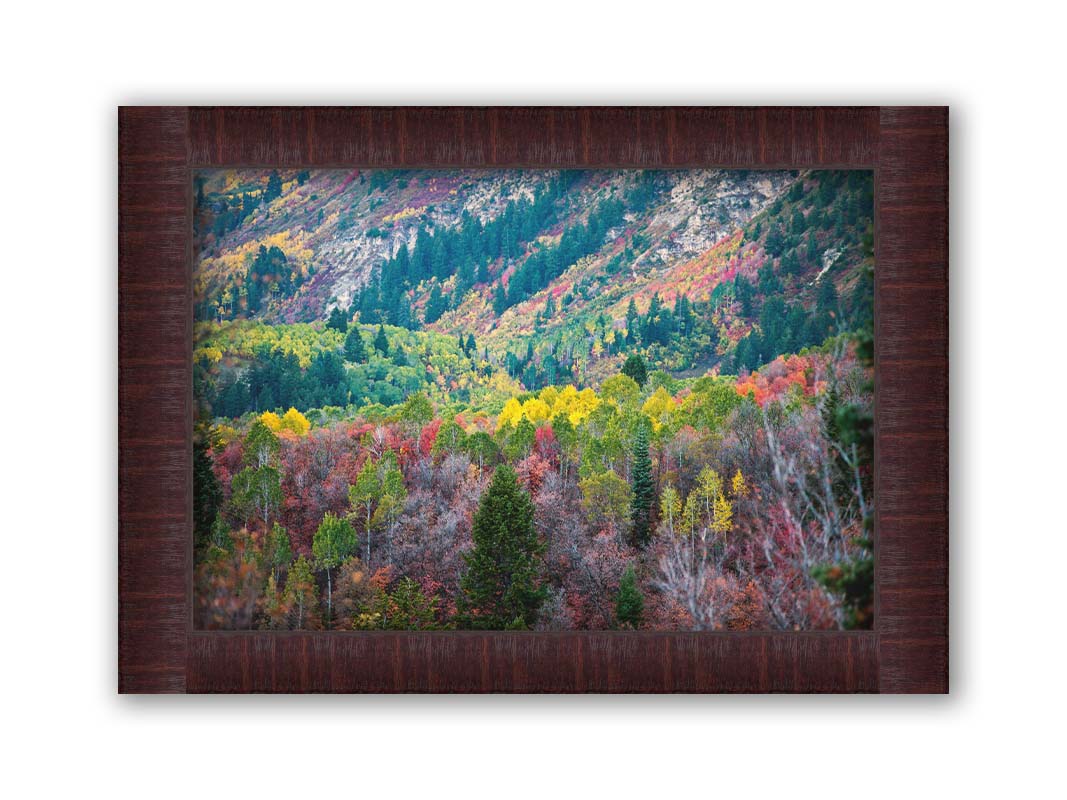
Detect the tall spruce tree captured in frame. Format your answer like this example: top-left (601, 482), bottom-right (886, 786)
top-left (458, 465), bottom-right (546, 629)
top-left (492, 283), bottom-right (507, 316)
top-left (629, 422), bottom-right (654, 547)
top-left (424, 284), bottom-right (446, 323)
top-left (344, 326), bottom-right (367, 362)
top-left (193, 431), bottom-right (222, 550)
top-left (373, 324), bottom-right (390, 356)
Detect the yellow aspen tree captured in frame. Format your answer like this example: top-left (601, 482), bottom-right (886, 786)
top-left (712, 492), bottom-right (733, 537)
top-left (281, 407), bottom-right (310, 436)
top-left (521, 397), bottom-right (551, 426)
top-left (731, 468), bottom-right (748, 499)
top-left (660, 484), bottom-right (682, 537)
top-left (695, 467), bottom-right (723, 520)
top-left (680, 493), bottom-right (699, 538)
top-left (496, 397), bottom-right (524, 431)
top-left (260, 411), bottom-right (283, 432)
top-left (641, 386), bottom-right (677, 432)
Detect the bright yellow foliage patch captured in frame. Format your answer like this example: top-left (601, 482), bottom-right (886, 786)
top-left (260, 407), bottom-right (311, 436)
top-left (641, 386), bottom-right (677, 431)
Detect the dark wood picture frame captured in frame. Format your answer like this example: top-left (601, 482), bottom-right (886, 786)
top-left (119, 106), bottom-right (948, 693)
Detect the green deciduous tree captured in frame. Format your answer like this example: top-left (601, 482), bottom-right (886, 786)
top-left (312, 512), bottom-right (359, 624)
top-left (464, 431), bottom-right (499, 470)
top-left (578, 469), bottom-right (632, 535)
top-left (503, 416), bottom-right (536, 461)
top-left (601, 373), bottom-right (640, 409)
top-left (283, 554), bottom-right (317, 629)
top-left (458, 465), bottom-right (546, 629)
top-left (348, 451), bottom-right (405, 564)
top-left (231, 464), bottom-right (282, 533)
top-left (266, 522), bottom-right (292, 583)
top-left (400, 391), bottom-right (434, 429)
top-left (357, 577), bottom-right (439, 630)
top-left (243, 420), bottom-right (279, 469)
top-left (432, 417), bottom-right (468, 458)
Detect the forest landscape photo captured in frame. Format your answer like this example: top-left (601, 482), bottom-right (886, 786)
top-left (192, 167), bottom-right (875, 632)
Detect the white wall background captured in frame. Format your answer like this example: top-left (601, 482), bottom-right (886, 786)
top-left (1, 1), bottom-right (1063, 796)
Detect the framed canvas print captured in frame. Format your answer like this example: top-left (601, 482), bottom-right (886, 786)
top-left (119, 106), bottom-right (948, 693)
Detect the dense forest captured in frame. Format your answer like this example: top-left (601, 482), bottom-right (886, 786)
top-left (193, 168), bottom-right (874, 631)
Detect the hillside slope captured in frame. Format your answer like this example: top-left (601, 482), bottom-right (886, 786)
top-left (194, 168), bottom-right (872, 390)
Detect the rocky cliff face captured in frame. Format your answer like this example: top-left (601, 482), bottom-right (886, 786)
top-left (194, 168), bottom-right (796, 325)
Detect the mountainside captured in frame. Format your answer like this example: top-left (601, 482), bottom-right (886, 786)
top-left (193, 167), bottom-right (876, 633)
top-left (195, 167), bottom-right (872, 396)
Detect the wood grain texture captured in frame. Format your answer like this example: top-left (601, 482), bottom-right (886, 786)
top-left (874, 107), bottom-right (949, 691)
top-left (118, 106), bottom-right (948, 693)
top-left (186, 632), bottom-right (877, 693)
top-left (186, 107), bottom-right (880, 169)
top-left (119, 107), bottom-right (191, 692)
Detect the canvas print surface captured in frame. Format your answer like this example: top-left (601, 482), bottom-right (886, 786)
top-left (193, 168), bottom-right (874, 631)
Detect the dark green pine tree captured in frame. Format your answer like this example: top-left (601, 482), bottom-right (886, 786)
top-left (424, 284), bottom-right (446, 323)
top-left (615, 564), bottom-right (645, 629)
top-left (629, 422), bottom-right (654, 547)
top-left (621, 353), bottom-right (648, 388)
top-left (492, 283), bottom-right (508, 316)
top-left (625, 297), bottom-right (640, 343)
top-left (264, 170), bottom-right (283, 203)
top-left (373, 324), bottom-right (390, 356)
top-left (344, 326), bottom-right (367, 362)
top-left (193, 430), bottom-right (222, 550)
top-left (456, 261), bottom-right (474, 294)
top-left (458, 465), bottom-right (546, 630)
top-left (326, 305), bottom-right (348, 334)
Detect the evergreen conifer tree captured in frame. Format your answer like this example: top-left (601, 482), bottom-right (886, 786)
top-left (493, 283), bottom-right (507, 316)
top-left (458, 465), bottom-right (546, 629)
top-left (373, 324), bottom-right (390, 356)
top-left (344, 326), bottom-right (367, 362)
top-left (615, 564), bottom-right (645, 628)
top-left (621, 353), bottom-right (648, 388)
top-left (264, 170), bottom-right (283, 203)
top-left (193, 431), bottom-right (222, 550)
top-left (625, 298), bottom-right (640, 343)
top-left (629, 422), bottom-right (655, 547)
top-left (424, 284), bottom-right (446, 323)
top-left (326, 305), bottom-right (348, 333)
